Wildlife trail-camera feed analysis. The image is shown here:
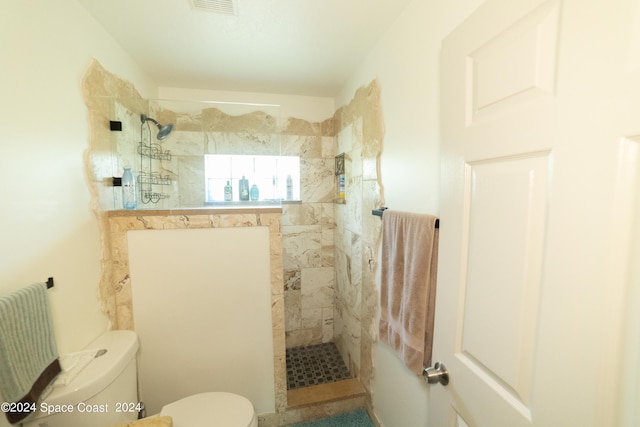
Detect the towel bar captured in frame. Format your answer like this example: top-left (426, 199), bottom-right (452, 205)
top-left (371, 207), bottom-right (388, 217)
top-left (371, 207), bottom-right (440, 228)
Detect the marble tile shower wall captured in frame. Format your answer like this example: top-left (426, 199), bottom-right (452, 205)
top-left (155, 110), bottom-right (339, 348)
top-left (332, 82), bottom-right (384, 394)
top-left (113, 100), bottom-right (383, 362)
top-left (143, 109), bottom-right (340, 348)
top-left (281, 130), bottom-right (337, 348)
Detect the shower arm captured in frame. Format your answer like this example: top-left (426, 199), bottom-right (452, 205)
top-left (141, 114), bottom-right (159, 126)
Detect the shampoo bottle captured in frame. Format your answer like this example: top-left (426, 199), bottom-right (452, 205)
top-left (286, 175), bottom-right (293, 200)
top-left (224, 180), bottom-right (233, 201)
top-left (239, 176), bottom-right (250, 201)
top-left (250, 184), bottom-right (260, 201)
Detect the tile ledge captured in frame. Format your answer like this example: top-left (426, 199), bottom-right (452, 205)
top-left (108, 206), bottom-right (282, 218)
top-left (287, 379), bottom-right (366, 409)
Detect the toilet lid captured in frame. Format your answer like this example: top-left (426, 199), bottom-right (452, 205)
top-left (160, 392), bottom-right (256, 427)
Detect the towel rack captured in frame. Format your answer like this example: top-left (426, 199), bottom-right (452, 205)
top-left (371, 207), bottom-right (388, 217)
top-left (371, 207), bottom-right (440, 228)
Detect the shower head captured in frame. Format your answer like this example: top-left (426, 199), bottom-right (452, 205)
top-left (140, 114), bottom-right (174, 140)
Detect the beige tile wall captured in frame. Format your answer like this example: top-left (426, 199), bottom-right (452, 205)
top-left (332, 82), bottom-right (385, 400)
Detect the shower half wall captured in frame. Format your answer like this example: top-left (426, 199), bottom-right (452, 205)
top-left (128, 226), bottom-right (274, 415)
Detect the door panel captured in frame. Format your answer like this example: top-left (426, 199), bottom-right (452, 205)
top-left (467, 1), bottom-right (560, 125)
top-left (459, 152), bottom-right (549, 413)
top-left (433, 0), bottom-right (640, 425)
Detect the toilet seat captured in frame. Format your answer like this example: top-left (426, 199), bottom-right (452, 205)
top-left (160, 392), bottom-right (258, 427)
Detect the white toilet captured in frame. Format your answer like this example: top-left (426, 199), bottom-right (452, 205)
top-left (160, 392), bottom-right (257, 427)
top-left (22, 330), bottom-right (258, 427)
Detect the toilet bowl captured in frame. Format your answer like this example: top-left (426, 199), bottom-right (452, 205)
top-left (160, 392), bottom-right (258, 427)
top-left (22, 331), bottom-right (258, 427)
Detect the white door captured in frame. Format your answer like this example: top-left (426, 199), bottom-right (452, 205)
top-left (432, 0), bottom-right (640, 426)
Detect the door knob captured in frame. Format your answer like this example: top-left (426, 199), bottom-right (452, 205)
top-left (423, 362), bottom-right (449, 386)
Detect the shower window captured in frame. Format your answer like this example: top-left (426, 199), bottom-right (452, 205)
top-left (204, 154), bottom-right (300, 203)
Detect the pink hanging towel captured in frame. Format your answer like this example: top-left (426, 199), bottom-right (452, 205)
top-left (378, 210), bottom-right (439, 375)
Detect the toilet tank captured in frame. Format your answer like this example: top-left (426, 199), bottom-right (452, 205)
top-left (22, 330), bottom-right (140, 427)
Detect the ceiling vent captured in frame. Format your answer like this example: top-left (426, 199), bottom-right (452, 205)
top-left (191, 0), bottom-right (237, 15)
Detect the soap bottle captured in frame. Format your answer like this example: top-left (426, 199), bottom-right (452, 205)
top-left (122, 167), bottom-right (137, 210)
top-left (239, 176), bottom-right (250, 201)
top-left (286, 175), bottom-right (293, 200)
top-left (224, 181), bottom-right (233, 201)
top-left (250, 184), bottom-right (260, 201)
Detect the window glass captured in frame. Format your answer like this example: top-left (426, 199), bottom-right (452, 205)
top-left (205, 154), bottom-right (300, 202)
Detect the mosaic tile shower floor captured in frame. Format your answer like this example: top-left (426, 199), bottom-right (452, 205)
top-left (286, 342), bottom-right (352, 390)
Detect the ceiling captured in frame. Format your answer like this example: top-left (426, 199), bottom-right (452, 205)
top-left (77, 0), bottom-right (413, 97)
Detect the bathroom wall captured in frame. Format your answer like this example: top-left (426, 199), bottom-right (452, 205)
top-left (0, 3), bottom-right (161, 427)
top-left (0, 1), bottom-right (156, 362)
top-left (128, 226), bottom-right (275, 415)
top-left (336, 0), bottom-right (485, 425)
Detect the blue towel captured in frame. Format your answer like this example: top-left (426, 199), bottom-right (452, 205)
top-left (0, 282), bottom-right (61, 423)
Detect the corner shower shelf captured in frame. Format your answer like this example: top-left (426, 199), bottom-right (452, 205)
top-left (138, 139), bottom-right (171, 204)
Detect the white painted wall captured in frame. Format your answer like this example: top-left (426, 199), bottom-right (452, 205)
top-left (336, 1), bottom-right (485, 425)
top-left (0, 0), bottom-right (155, 387)
top-left (128, 227), bottom-right (275, 416)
